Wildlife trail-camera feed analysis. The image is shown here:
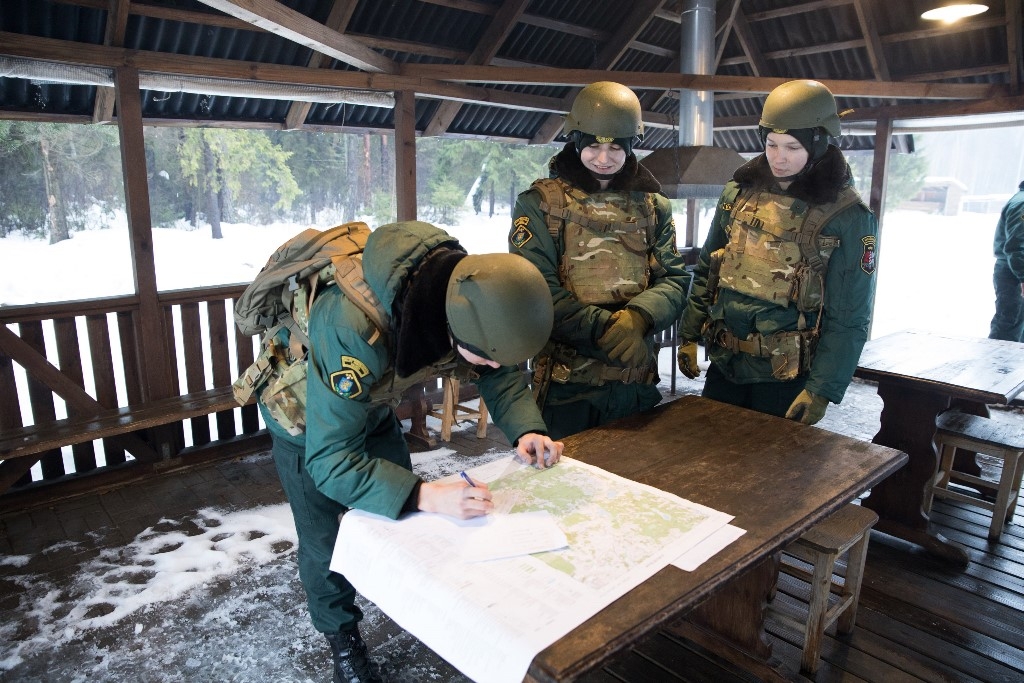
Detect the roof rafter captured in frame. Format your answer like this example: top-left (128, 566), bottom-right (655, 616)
top-left (194, 0), bottom-right (396, 74)
top-left (422, 0), bottom-right (530, 137)
top-left (530, 0), bottom-right (665, 145)
top-left (284, 0), bottom-right (359, 130)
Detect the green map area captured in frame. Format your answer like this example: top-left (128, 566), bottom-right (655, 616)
top-left (488, 460), bottom-right (712, 591)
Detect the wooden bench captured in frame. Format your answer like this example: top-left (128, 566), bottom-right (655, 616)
top-left (0, 386), bottom-right (246, 462)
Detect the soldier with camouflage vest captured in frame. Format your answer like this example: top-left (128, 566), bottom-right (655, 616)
top-left (509, 81), bottom-right (690, 440)
top-left (678, 80), bottom-right (877, 426)
top-left (257, 221), bottom-right (562, 682)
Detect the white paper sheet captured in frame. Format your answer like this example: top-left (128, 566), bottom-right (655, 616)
top-left (463, 510), bottom-right (568, 562)
top-left (331, 456), bottom-right (735, 683)
top-left (671, 523), bottom-right (746, 571)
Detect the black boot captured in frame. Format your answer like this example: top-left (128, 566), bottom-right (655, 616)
top-left (324, 629), bottom-right (386, 683)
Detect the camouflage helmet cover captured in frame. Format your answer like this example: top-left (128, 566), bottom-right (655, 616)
top-left (445, 253), bottom-right (553, 366)
top-left (759, 80), bottom-right (842, 137)
top-left (563, 81), bottom-right (644, 140)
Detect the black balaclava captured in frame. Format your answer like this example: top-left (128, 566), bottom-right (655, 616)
top-left (757, 125), bottom-right (831, 182)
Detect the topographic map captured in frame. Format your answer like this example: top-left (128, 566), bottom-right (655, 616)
top-left (488, 458), bottom-right (723, 592)
top-left (333, 455), bottom-right (733, 683)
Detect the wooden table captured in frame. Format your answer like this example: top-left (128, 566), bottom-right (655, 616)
top-left (526, 395), bottom-right (906, 682)
top-left (855, 329), bottom-right (1024, 565)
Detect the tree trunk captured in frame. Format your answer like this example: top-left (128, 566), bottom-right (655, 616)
top-left (488, 180), bottom-right (495, 218)
top-left (202, 137), bottom-right (222, 239)
top-left (41, 137), bottom-right (70, 244)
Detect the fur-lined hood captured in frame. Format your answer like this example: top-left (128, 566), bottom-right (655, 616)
top-left (549, 142), bottom-right (662, 194)
top-left (733, 145), bottom-right (854, 205)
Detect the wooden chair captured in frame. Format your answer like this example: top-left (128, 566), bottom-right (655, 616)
top-left (427, 377), bottom-right (488, 442)
top-left (770, 503), bottom-right (878, 675)
top-left (926, 409), bottom-right (1024, 541)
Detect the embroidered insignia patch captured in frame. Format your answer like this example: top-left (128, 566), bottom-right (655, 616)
top-left (329, 355), bottom-right (371, 399)
top-left (860, 236), bottom-right (876, 275)
top-left (595, 135), bottom-right (614, 144)
top-left (510, 217), bottom-right (533, 249)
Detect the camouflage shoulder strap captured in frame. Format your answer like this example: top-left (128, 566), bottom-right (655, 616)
top-left (530, 177), bottom-right (569, 241)
top-left (795, 185), bottom-right (866, 274)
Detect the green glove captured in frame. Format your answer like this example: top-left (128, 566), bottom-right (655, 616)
top-left (597, 309), bottom-right (650, 367)
top-left (785, 389), bottom-right (829, 426)
top-left (677, 341), bottom-right (701, 379)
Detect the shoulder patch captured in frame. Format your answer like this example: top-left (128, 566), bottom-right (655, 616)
top-left (860, 235), bottom-right (876, 275)
top-left (510, 217), bottom-right (533, 249)
top-left (329, 355), bottom-right (371, 399)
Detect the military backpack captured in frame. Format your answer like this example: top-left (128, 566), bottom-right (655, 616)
top-left (232, 222), bottom-right (389, 435)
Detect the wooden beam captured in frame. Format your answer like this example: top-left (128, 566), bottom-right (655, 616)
top-left (1008, 0), bottom-right (1022, 96)
top-left (746, 0), bottom-right (855, 22)
top-left (394, 90), bottom-right (416, 221)
top-left (283, 0), bottom-right (358, 130)
top-left (194, 0), bottom-right (396, 74)
top-left (869, 117), bottom-right (892, 217)
top-left (113, 67), bottom-right (175, 403)
top-left (529, 0), bottom-right (664, 145)
top-left (730, 9), bottom-right (771, 77)
top-left (422, 0), bottom-right (530, 137)
top-left (92, 0), bottom-right (130, 124)
top-left (852, 0), bottom-right (891, 81)
top-left (397, 64), bottom-right (1007, 99)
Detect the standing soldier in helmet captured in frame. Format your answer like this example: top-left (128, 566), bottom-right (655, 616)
top-left (678, 79), bottom-right (877, 425)
top-left (259, 221), bottom-right (562, 682)
top-left (509, 81), bottom-right (689, 440)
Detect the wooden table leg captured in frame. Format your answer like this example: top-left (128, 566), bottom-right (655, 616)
top-left (671, 554), bottom-right (789, 682)
top-left (860, 382), bottom-right (969, 566)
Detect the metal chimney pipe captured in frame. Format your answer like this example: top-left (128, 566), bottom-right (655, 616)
top-left (678, 0), bottom-right (715, 146)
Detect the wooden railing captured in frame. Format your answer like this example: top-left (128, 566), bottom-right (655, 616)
top-left (0, 285), bottom-right (268, 505)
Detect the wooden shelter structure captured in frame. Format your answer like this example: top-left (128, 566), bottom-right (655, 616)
top-left (1, 0), bottom-right (1023, 503)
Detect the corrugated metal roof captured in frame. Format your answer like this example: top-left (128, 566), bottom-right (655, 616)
top-left (0, 0), bottom-right (1019, 153)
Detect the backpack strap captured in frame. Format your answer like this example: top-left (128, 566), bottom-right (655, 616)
top-left (328, 254), bottom-right (390, 346)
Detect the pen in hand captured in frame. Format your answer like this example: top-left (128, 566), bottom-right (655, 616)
top-left (459, 471), bottom-right (477, 487)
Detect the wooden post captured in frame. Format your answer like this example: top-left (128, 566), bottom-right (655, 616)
top-left (113, 67), bottom-right (180, 456)
top-left (393, 90), bottom-right (417, 221)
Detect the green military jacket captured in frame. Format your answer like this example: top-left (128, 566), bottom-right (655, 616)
top-left (993, 182), bottom-right (1024, 280)
top-left (509, 144), bottom-right (690, 364)
top-left (679, 150), bottom-right (877, 404)
top-left (263, 221), bottom-right (546, 520)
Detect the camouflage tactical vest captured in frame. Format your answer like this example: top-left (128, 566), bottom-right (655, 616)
top-left (531, 178), bottom-right (658, 306)
top-left (717, 183), bottom-right (862, 312)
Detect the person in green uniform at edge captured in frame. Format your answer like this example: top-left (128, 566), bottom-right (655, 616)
top-left (677, 79), bottom-right (877, 425)
top-left (508, 81), bottom-right (690, 440)
top-left (261, 221), bottom-right (563, 683)
top-left (989, 180), bottom-right (1024, 342)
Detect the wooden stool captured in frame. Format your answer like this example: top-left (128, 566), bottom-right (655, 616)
top-left (427, 377), bottom-right (488, 442)
top-left (926, 409), bottom-right (1024, 541)
top-left (770, 503), bottom-right (878, 675)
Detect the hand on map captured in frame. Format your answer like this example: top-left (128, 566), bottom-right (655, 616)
top-left (515, 433), bottom-right (563, 469)
top-left (418, 480), bottom-right (493, 519)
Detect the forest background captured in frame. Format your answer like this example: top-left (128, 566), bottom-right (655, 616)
top-left (0, 121), bottom-right (935, 248)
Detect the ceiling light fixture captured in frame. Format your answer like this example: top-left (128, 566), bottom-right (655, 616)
top-left (921, 3), bottom-right (988, 23)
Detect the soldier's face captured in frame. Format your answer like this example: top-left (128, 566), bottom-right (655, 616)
top-left (765, 132), bottom-right (809, 179)
top-left (456, 344), bottom-right (500, 368)
top-left (580, 142), bottom-right (626, 176)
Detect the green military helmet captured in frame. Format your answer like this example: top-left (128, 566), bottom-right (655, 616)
top-left (445, 254), bottom-right (553, 366)
top-left (759, 80), bottom-right (842, 137)
top-left (563, 81), bottom-right (644, 140)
